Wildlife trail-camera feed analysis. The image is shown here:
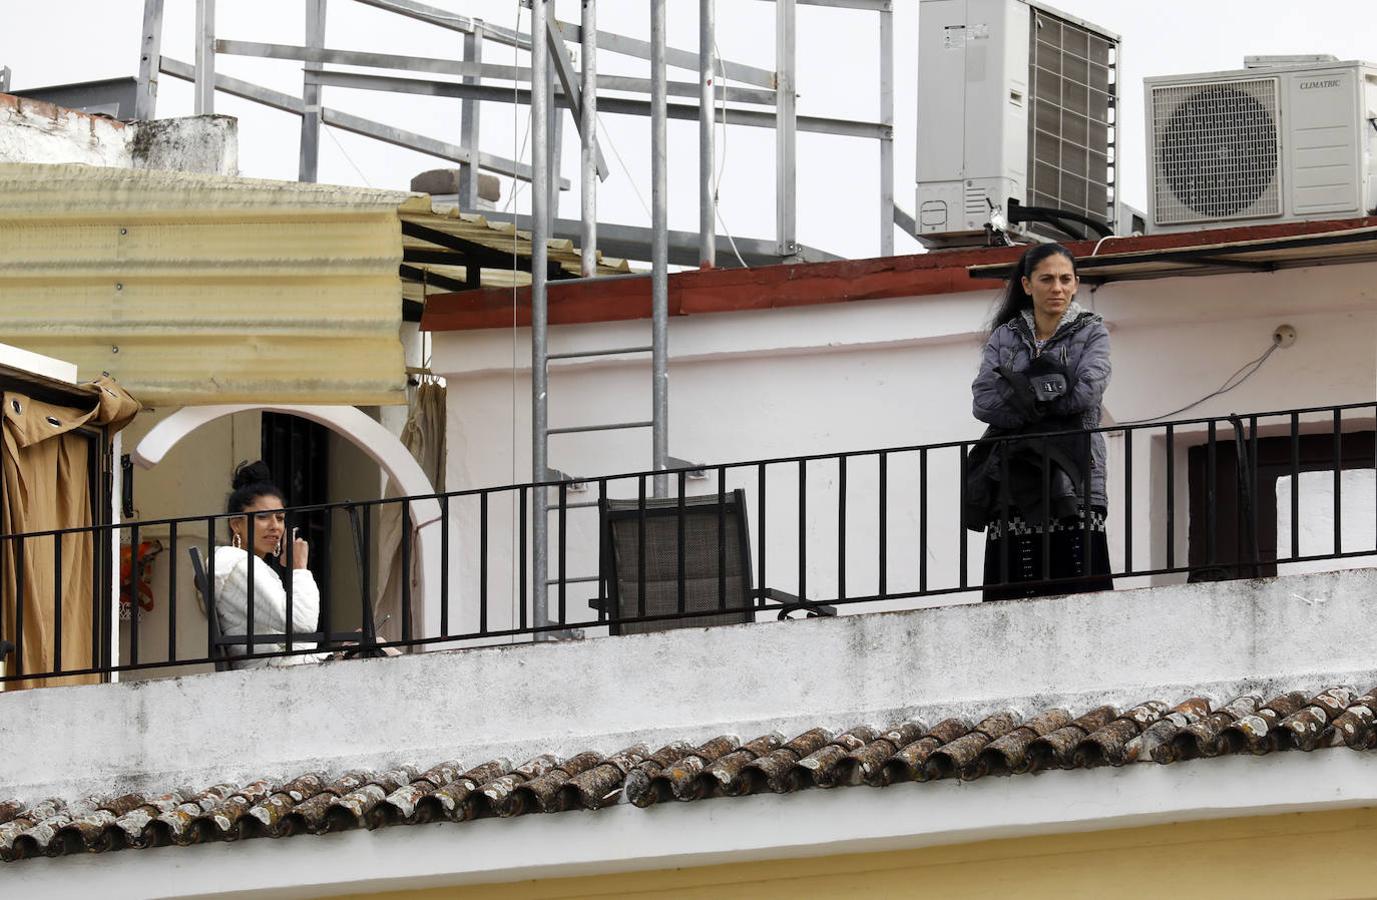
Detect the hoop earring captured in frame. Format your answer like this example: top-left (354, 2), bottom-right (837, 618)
top-left (232, 532), bottom-right (241, 550)
top-left (274, 538), bottom-right (282, 557)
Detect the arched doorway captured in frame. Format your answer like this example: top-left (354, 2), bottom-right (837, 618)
top-left (132, 405), bottom-right (445, 640)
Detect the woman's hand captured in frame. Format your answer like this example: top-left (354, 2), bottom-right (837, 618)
top-left (279, 527), bottom-right (310, 569)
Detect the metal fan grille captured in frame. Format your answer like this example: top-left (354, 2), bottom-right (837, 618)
top-left (1026, 11), bottom-right (1117, 237)
top-left (1152, 79), bottom-right (1281, 224)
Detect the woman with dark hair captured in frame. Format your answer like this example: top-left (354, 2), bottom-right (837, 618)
top-left (213, 460), bottom-right (324, 667)
top-left (970, 243), bottom-right (1112, 601)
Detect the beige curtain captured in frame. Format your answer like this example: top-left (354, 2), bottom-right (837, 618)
top-left (1, 376), bottom-right (138, 690)
top-left (374, 380), bottom-right (446, 644)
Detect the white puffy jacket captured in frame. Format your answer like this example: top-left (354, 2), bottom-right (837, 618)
top-left (212, 546), bottom-right (325, 668)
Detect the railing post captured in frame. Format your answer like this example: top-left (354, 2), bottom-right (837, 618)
top-left (458, 23), bottom-right (483, 210)
top-left (299, 0), bottom-right (327, 182)
top-left (698, 0), bottom-right (716, 268)
top-left (135, 0), bottom-right (165, 120)
top-left (774, 0), bottom-right (797, 258)
top-left (194, 0), bottom-right (216, 115)
top-left (877, 0), bottom-right (895, 256)
top-left (651, 0), bottom-right (671, 496)
top-left (579, 1), bottom-right (599, 276)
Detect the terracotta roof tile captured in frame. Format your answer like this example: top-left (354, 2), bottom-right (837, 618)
top-left (7, 686), bottom-right (1377, 863)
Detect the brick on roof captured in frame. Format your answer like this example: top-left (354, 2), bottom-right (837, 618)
top-left (3, 686), bottom-right (1374, 862)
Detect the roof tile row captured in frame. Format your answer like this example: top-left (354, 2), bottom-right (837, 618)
top-left (3, 685), bottom-right (1373, 862)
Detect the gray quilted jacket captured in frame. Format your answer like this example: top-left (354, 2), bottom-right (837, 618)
top-left (971, 301), bottom-right (1111, 508)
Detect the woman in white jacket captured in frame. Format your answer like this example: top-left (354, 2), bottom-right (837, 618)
top-left (214, 461), bottom-right (324, 668)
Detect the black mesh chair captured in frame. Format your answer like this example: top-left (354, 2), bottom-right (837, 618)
top-left (592, 489), bottom-right (835, 635)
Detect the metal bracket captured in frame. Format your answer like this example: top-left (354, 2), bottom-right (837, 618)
top-left (668, 456), bottom-right (708, 479)
top-left (546, 467), bottom-right (588, 492)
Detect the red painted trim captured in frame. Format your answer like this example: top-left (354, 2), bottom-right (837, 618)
top-left (421, 216), bottom-right (1377, 333)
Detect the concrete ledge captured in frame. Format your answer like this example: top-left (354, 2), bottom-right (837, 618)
top-left (3, 568), bottom-right (1375, 801)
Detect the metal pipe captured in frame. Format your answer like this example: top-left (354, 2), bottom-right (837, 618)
top-left (194, 0), bottom-right (216, 115)
top-left (134, 0), bottom-right (165, 121)
top-left (457, 25), bottom-right (482, 209)
top-left (299, 0), bottom-right (326, 182)
top-left (878, 0), bottom-right (894, 256)
top-left (774, 0), bottom-right (796, 257)
top-left (698, 0), bottom-right (716, 268)
top-left (580, 0), bottom-right (598, 277)
top-left (548, 52), bottom-right (563, 235)
top-left (651, 0), bottom-right (670, 497)
top-left (531, 0), bottom-right (551, 630)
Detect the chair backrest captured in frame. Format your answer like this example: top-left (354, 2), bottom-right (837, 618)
top-left (600, 489), bottom-right (755, 635)
top-left (187, 545), bottom-right (232, 672)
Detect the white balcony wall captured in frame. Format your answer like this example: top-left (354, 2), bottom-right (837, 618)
top-left (429, 262), bottom-right (1377, 639)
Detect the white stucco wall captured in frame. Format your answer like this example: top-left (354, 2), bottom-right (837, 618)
top-left (428, 262), bottom-right (1377, 635)
top-left (4, 567), bottom-right (1376, 804)
top-left (0, 93), bottom-right (237, 175)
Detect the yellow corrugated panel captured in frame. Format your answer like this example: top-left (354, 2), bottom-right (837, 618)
top-left (0, 163), bottom-right (410, 407)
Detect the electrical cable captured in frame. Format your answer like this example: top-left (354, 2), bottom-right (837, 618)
top-left (595, 112), bottom-right (653, 220)
top-left (323, 124), bottom-right (373, 187)
top-left (1120, 339), bottom-right (1282, 425)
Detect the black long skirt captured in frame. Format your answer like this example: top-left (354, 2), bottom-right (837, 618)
top-left (982, 506), bottom-right (1113, 602)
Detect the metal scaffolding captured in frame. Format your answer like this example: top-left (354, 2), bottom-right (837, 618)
top-left (134, 0), bottom-right (898, 629)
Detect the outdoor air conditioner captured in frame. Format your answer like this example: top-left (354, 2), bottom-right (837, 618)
top-left (1146, 60), bottom-right (1377, 232)
top-left (915, 0), bottom-right (1120, 245)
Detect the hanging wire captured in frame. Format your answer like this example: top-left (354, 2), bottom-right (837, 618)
top-left (1122, 339), bottom-right (1282, 424)
top-left (324, 124), bottom-right (373, 187)
top-left (711, 2), bottom-right (749, 269)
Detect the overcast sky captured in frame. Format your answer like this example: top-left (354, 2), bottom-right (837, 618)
top-left (5, 1), bottom-right (1376, 261)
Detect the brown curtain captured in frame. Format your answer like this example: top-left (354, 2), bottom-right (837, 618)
top-left (374, 380), bottom-right (446, 644)
top-left (1, 376), bottom-right (138, 690)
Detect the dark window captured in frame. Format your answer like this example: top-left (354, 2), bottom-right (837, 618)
top-left (1188, 429), bottom-right (1375, 580)
top-left (261, 412), bottom-right (332, 630)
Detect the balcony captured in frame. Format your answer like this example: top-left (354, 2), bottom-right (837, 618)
top-left (1, 401), bottom-right (1374, 685)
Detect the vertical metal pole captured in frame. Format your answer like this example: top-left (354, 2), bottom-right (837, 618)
top-left (878, 1), bottom-right (895, 256)
top-left (547, 54), bottom-right (563, 234)
top-left (299, 0), bottom-right (327, 182)
top-left (194, 0), bottom-right (216, 115)
top-left (651, 0), bottom-right (670, 497)
top-left (134, 0), bottom-right (165, 121)
top-left (458, 24), bottom-right (483, 209)
top-left (579, 1), bottom-right (598, 277)
top-left (531, 0), bottom-right (552, 629)
top-left (774, 0), bottom-right (797, 258)
top-left (698, 0), bottom-right (716, 268)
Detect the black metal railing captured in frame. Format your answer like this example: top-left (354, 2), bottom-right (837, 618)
top-left (1, 401), bottom-right (1374, 686)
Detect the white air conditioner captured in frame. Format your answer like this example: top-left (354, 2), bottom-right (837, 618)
top-left (915, 0), bottom-right (1120, 245)
top-left (1146, 60), bottom-right (1377, 232)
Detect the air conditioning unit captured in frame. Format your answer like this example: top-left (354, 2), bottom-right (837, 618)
top-left (1146, 60), bottom-right (1377, 232)
top-left (915, 0), bottom-right (1120, 245)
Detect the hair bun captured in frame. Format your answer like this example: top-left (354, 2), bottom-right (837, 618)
top-left (231, 460), bottom-right (275, 491)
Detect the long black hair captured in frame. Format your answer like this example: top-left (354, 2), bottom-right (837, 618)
top-left (226, 460), bottom-right (284, 514)
top-left (986, 243), bottom-right (1079, 337)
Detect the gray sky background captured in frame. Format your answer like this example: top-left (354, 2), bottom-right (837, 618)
top-left (4, 1), bottom-right (1376, 261)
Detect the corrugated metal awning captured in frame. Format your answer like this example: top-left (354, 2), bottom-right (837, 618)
top-left (397, 197), bottom-right (631, 304)
top-left (967, 221), bottom-right (1377, 284)
top-left (0, 163), bottom-right (411, 407)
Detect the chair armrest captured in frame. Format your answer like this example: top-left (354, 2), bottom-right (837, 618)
top-left (760, 589), bottom-right (837, 620)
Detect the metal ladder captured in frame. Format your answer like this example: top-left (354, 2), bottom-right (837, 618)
top-left (528, 0), bottom-right (673, 633)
